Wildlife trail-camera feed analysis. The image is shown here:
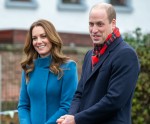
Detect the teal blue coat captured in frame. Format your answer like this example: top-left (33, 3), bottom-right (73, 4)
top-left (18, 56), bottom-right (78, 124)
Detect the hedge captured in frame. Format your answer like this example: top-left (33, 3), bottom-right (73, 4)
top-left (124, 28), bottom-right (150, 124)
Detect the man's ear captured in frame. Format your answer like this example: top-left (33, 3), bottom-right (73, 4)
top-left (112, 19), bottom-right (116, 30)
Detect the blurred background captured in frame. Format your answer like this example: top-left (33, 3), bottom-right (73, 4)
top-left (0, 0), bottom-right (150, 124)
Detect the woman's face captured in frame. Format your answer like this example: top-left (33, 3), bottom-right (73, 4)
top-left (32, 26), bottom-right (52, 58)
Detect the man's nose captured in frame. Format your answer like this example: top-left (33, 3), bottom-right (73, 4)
top-left (92, 25), bottom-right (98, 33)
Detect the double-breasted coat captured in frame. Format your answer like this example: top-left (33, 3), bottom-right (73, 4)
top-left (69, 37), bottom-right (140, 124)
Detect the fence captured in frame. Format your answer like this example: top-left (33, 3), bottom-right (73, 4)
top-left (0, 49), bottom-right (22, 124)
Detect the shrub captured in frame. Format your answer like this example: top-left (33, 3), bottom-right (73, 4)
top-left (124, 28), bottom-right (150, 124)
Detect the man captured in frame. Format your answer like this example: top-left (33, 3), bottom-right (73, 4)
top-left (57, 2), bottom-right (140, 124)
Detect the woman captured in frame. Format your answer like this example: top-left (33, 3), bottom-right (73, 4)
top-left (18, 19), bottom-right (78, 124)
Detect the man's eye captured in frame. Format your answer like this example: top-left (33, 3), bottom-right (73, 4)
top-left (89, 23), bottom-right (94, 27)
top-left (97, 23), bottom-right (103, 27)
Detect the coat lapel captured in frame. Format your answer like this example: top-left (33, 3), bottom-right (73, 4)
top-left (83, 51), bottom-right (92, 81)
top-left (84, 37), bottom-right (123, 84)
top-left (85, 51), bottom-right (110, 83)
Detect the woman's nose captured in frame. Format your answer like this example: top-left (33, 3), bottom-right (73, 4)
top-left (37, 37), bottom-right (42, 43)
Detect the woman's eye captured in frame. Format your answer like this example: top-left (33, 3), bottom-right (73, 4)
top-left (32, 37), bottom-right (37, 41)
top-left (41, 35), bottom-right (47, 38)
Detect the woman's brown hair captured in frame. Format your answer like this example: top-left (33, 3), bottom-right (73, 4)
top-left (21, 19), bottom-right (69, 83)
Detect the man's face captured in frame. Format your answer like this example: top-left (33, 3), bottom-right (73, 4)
top-left (89, 8), bottom-right (116, 44)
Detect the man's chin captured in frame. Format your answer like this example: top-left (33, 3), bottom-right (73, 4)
top-left (93, 41), bottom-right (101, 44)
top-left (93, 39), bottom-right (104, 44)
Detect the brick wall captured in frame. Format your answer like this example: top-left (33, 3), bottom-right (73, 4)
top-left (0, 30), bottom-right (27, 44)
top-left (0, 30), bottom-right (92, 46)
top-left (59, 32), bottom-right (92, 46)
top-left (1, 51), bottom-right (22, 102)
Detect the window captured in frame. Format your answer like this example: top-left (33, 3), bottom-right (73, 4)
top-left (62, 0), bottom-right (80, 4)
top-left (5, 0), bottom-right (38, 9)
top-left (10, 0), bottom-right (31, 1)
top-left (57, 0), bottom-right (87, 11)
top-left (107, 0), bottom-right (132, 12)
top-left (110, 0), bottom-right (126, 6)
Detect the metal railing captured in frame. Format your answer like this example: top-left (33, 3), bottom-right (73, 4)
top-left (0, 110), bottom-right (18, 124)
top-left (0, 109), bottom-right (18, 118)
top-left (0, 52), bottom-right (21, 124)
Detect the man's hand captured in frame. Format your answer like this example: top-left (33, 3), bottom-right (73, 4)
top-left (56, 115), bottom-right (66, 124)
top-left (56, 115), bottom-right (75, 124)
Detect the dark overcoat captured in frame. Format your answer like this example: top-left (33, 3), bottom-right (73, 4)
top-left (69, 37), bottom-right (140, 124)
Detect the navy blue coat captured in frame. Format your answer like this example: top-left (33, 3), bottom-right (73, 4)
top-left (69, 37), bottom-right (140, 124)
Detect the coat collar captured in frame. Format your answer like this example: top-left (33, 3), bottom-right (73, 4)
top-left (85, 36), bottom-right (123, 83)
top-left (34, 55), bottom-right (52, 68)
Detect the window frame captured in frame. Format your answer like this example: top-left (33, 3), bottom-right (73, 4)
top-left (57, 0), bottom-right (87, 11)
top-left (106, 0), bottom-right (133, 12)
top-left (5, 0), bottom-right (38, 9)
